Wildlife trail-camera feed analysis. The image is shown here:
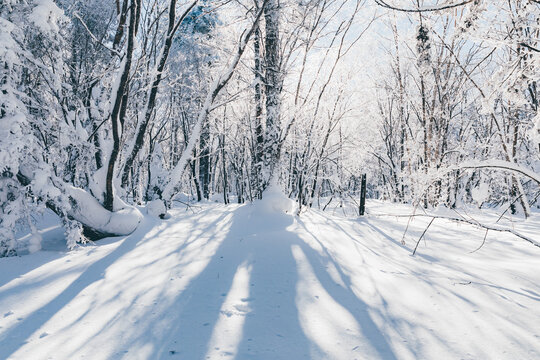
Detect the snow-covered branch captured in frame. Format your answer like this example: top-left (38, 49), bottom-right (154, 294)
top-left (373, 213), bottom-right (539, 249)
top-left (457, 161), bottom-right (540, 185)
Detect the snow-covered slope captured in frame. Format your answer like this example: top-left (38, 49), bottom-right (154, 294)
top-left (1, 198), bottom-right (539, 360)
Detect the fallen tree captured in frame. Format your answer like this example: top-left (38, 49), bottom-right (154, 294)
top-left (15, 171), bottom-right (142, 241)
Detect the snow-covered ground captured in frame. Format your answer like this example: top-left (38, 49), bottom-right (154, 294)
top-left (1, 196), bottom-right (539, 360)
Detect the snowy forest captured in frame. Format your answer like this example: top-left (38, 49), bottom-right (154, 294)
top-left (1, 0), bottom-right (539, 359)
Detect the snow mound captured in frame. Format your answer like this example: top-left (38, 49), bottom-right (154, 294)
top-left (27, 233), bottom-right (42, 254)
top-left (256, 182), bottom-right (296, 214)
top-left (29, 0), bottom-right (65, 33)
top-left (146, 199), bottom-right (166, 217)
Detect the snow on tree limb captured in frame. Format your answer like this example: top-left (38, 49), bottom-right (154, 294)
top-left (15, 171), bottom-right (142, 239)
top-left (63, 185), bottom-right (143, 238)
top-left (120, 0), bottom-right (198, 187)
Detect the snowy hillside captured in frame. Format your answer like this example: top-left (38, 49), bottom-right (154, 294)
top-left (1, 198), bottom-right (539, 360)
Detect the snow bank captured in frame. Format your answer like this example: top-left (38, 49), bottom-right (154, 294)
top-left (1, 202), bottom-right (538, 359)
top-left (28, 0), bottom-right (65, 33)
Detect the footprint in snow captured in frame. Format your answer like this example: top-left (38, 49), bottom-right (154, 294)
top-left (220, 310), bottom-right (234, 317)
top-left (233, 304), bottom-right (251, 313)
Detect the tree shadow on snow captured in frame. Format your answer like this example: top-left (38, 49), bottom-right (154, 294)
top-left (153, 203), bottom-right (399, 359)
top-left (0, 217), bottom-right (157, 359)
top-left (2, 203), bottom-right (403, 360)
top-left (155, 203), bottom-right (313, 360)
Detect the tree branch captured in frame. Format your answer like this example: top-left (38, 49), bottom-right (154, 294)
top-left (374, 0), bottom-right (475, 13)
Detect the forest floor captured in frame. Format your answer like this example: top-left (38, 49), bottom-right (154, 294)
top-left (1, 192), bottom-right (539, 360)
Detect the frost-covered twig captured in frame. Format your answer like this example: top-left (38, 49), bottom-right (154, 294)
top-left (470, 190), bottom-right (540, 253)
top-left (73, 12), bottom-right (123, 58)
top-left (374, 0), bottom-right (476, 13)
top-left (412, 218), bottom-right (435, 256)
top-left (457, 160), bottom-right (540, 185)
top-left (372, 213), bottom-right (540, 249)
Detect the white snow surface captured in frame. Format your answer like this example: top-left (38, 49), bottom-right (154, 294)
top-left (1, 199), bottom-right (539, 360)
top-left (146, 199), bottom-right (167, 217)
top-left (28, 0), bottom-right (65, 33)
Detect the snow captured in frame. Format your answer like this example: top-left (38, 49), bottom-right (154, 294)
top-left (146, 199), bottom-right (167, 217)
top-left (458, 160), bottom-right (540, 185)
top-left (1, 200), bottom-right (539, 359)
top-left (256, 181), bottom-right (296, 214)
top-left (26, 231), bottom-right (43, 254)
top-left (28, 0), bottom-right (65, 33)
top-left (0, 18), bottom-right (19, 66)
top-left (471, 180), bottom-right (489, 205)
top-left (65, 185), bottom-right (143, 236)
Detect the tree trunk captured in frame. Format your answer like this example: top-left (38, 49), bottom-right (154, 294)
top-left (104, 0), bottom-right (140, 211)
top-left (262, 0), bottom-right (282, 188)
top-left (159, 2), bottom-right (268, 203)
top-left (252, 25), bottom-right (264, 199)
top-left (199, 126), bottom-right (211, 199)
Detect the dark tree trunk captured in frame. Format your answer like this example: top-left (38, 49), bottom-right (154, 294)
top-left (181, 110), bottom-right (202, 201)
top-left (104, 0), bottom-right (140, 211)
top-left (199, 127), bottom-right (211, 199)
top-left (220, 134), bottom-right (229, 204)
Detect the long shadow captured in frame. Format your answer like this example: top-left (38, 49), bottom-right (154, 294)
top-left (59, 208), bottom-right (238, 359)
top-left (151, 205), bottom-right (399, 359)
top-left (3, 204), bottom-right (412, 359)
top-left (306, 214), bottom-right (468, 359)
top-left (294, 217), bottom-right (399, 360)
top-left (0, 250), bottom-right (75, 290)
top-left (151, 204), bottom-right (312, 359)
top-left (234, 208), bottom-right (313, 360)
top-left (153, 216), bottom-right (250, 358)
top-left (0, 218), bottom-right (155, 359)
